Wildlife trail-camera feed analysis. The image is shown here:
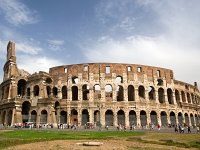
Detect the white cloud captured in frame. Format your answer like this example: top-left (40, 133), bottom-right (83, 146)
top-left (47, 39), bottom-right (65, 51)
top-left (17, 55), bottom-right (64, 74)
top-left (0, 0), bottom-right (38, 26)
top-left (83, 0), bottom-right (200, 85)
top-left (16, 42), bottom-right (42, 55)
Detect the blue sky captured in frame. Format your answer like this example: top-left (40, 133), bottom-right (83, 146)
top-left (0, 0), bottom-right (200, 87)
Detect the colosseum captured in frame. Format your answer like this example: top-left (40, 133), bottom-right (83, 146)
top-left (0, 41), bottom-right (199, 128)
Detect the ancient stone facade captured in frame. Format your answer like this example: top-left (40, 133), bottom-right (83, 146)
top-left (0, 41), bottom-right (200, 128)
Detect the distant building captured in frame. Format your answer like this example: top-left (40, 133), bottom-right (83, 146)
top-left (0, 41), bottom-right (199, 127)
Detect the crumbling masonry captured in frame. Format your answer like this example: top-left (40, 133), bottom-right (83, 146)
top-left (0, 41), bottom-right (199, 127)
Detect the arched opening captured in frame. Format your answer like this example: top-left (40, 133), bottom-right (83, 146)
top-left (161, 111), bottom-right (167, 126)
top-left (191, 94), bottom-right (195, 104)
top-left (117, 85), bottom-right (124, 101)
top-left (181, 91), bottom-right (186, 102)
top-left (129, 110), bottom-right (137, 126)
top-left (34, 85), bottom-right (39, 96)
top-left (17, 79), bottom-right (26, 97)
top-left (167, 88), bottom-right (173, 104)
top-left (62, 86), bottom-right (67, 99)
top-left (187, 93), bottom-right (191, 103)
top-left (70, 109), bottom-right (78, 125)
top-left (157, 79), bottom-right (163, 86)
top-left (158, 88), bottom-right (165, 103)
top-left (105, 84), bottom-right (112, 101)
top-left (94, 84), bottom-right (101, 100)
top-left (53, 87), bottom-right (58, 98)
top-left (1, 87), bottom-right (4, 100)
top-left (138, 85), bottom-right (145, 99)
top-left (60, 111), bottom-right (67, 124)
top-left (184, 113), bottom-right (189, 125)
top-left (82, 109), bottom-right (89, 125)
top-left (22, 101), bottom-right (31, 123)
top-left (30, 110), bottom-right (37, 123)
top-left (195, 114), bottom-right (199, 125)
top-left (72, 86), bottom-right (78, 101)
top-left (178, 112), bottom-right (183, 124)
top-left (7, 110), bottom-right (12, 126)
top-left (46, 78), bottom-right (52, 84)
top-left (140, 110), bottom-right (147, 126)
top-left (128, 85), bottom-right (135, 101)
top-left (190, 114), bottom-right (194, 127)
top-left (115, 76), bottom-right (123, 84)
top-left (4, 86), bottom-right (9, 99)
top-left (105, 110), bottom-right (113, 126)
top-left (2, 111), bottom-right (6, 125)
top-left (148, 86), bottom-right (155, 100)
top-left (40, 110), bottom-right (47, 124)
top-left (117, 110), bottom-right (125, 125)
top-left (175, 90), bottom-right (180, 104)
top-left (94, 110), bottom-right (100, 126)
top-left (150, 111), bottom-right (158, 125)
top-left (170, 111), bottom-right (176, 126)
top-left (27, 88), bottom-right (30, 98)
top-left (46, 86), bottom-right (51, 97)
top-left (82, 84), bottom-right (89, 100)
top-left (54, 101), bottom-right (60, 121)
top-left (72, 76), bottom-right (78, 84)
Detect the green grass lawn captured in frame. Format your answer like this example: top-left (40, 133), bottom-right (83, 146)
top-left (0, 130), bottom-right (144, 149)
top-left (0, 130), bottom-right (199, 150)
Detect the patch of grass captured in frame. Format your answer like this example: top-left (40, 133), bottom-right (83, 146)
top-left (0, 130), bottom-right (144, 149)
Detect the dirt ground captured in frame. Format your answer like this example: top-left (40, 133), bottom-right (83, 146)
top-left (4, 138), bottom-right (198, 150)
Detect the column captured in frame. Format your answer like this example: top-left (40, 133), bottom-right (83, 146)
top-left (136, 111), bottom-right (141, 127)
top-left (89, 109), bottom-right (94, 123)
top-left (100, 109), bottom-right (105, 126)
top-left (125, 111), bottom-right (129, 127)
top-left (135, 87), bottom-right (139, 102)
top-left (113, 111), bottom-right (117, 126)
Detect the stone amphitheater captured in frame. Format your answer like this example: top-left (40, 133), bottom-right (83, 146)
top-left (0, 41), bottom-right (199, 128)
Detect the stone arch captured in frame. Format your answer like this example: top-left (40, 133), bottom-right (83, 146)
top-left (94, 84), bottom-right (101, 100)
top-left (62, 86), bottom-right (67, 99)
top-left (178, 112), bottom-right (183, 124)
top-left (2, 111), bottom-right (6, 125)
top-left (138, 85), bottom-right (145, 99)
top-left (72, 76), bottom-right (78, 84)
top-left (175, 90), bottom-right (180, 104)
top-left (128, 85), bottom-right (135, 101)
top-left (72, 86), bottom-right (78, 101)
top-left (34, 85), bottom-right (39, 96)
top-left (117, 85), bottom-right (124, 101)
top-left (82, 109), bottom-right (89, 125)
top-left (105, 110), bottom-right (113, 126)
top-left (160, 111), bottom-right (167, 126)
top-left (167, 88), bottom-right (173, 104)
top-left (30, 110), bottom-right (37, 123)
top-left (140, 110), bottom-right (147, 126)
top-left (40, 110), bottom-right (47, 124)
top-left (170, 111), bottom-right (176, 126)
top-left (60, 111), bottom-right (67, 124)
top-left (148, 86), bottom-right (155, 100)
top-left (70, 109), bottom-right (78, 125)
top-left (187, 93), bottom-right (191, 103)
top-left (190, 113), bottom-right (195, 127)
top-left (4, 86), bottom-right (9, 99)
top-left (181, 91), bottom-right (186, 102)
top-left (82, 84), bottom-right (89, 100)
top-left (105, 84), bottom-right (113, 100)
top-left (184, 113), bottom-right (189, 125)
top-left (150, 111), bottom-right (158, 125)
top-left (46, 86), bottom-right (51, 97)
top-left (117, 110), bottom-right (125, 125)
top-left (129, 110), bottom-right (137, 125)
top-left (115, 76), bottom-right (123, 84)
top-left (46, 77), bottom-right (52, 84)
top-left (17, 79), bottom-right (27, 97)
top-left (7, 110), bottom-right (12, 126)
top-left (22, 101), bottom-right (31, 123)
top-left (53, 87), bottom-right (58, 97)
top-left (158, 88), bottom-right (165, 103)
top-left (157, 79), bottom-right (163, 86)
